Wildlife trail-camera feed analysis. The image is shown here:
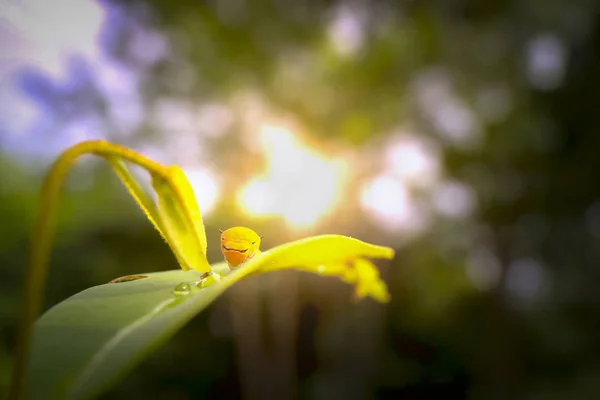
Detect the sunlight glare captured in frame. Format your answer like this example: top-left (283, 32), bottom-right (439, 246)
top-left (238, 179), bottom-right (273, 216)
top-left (184, 167), bottom-right (220, 214)
top-left (238, 124), bottom-right (346, 229)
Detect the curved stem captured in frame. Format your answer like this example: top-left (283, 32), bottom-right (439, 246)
top-left (8, 140), bottom-right (171, 399)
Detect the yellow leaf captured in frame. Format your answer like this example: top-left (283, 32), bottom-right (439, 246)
top-left (351, 258), bottom-right (390, 302)
top-left (151, 166), bottom-right (210, 273)
top-left (230, 234), bottom-right (394, 303)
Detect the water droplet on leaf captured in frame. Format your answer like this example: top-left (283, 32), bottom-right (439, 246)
top-left (173, 282), bottom-right (191, 296)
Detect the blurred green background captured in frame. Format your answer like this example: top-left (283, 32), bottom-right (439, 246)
top-left (2, 0), bottom-right (600, 399)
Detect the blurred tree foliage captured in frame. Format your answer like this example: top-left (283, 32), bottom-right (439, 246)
top-left (2, 0), bottom-right (600, 399)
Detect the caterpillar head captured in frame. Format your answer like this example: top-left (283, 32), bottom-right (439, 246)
top-left (219, 227), bottom-right (262, 267)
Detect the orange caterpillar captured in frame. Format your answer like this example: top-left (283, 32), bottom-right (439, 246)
top-left (219, 227), bottom-right (262, 268)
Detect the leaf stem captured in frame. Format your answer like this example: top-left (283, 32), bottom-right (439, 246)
top-left (9, 140), bottom-right (186, 399)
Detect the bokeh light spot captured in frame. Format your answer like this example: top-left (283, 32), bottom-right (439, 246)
top-left (526, 34), bottom-right (567, 91)
top-left (328, 5), bottom-right (365, 57)
top-left (466, 247), bottom-right (502, 291)
top-left (360, 174), bottom-right (429, 234)
top-left (385, 132), bottom-right (440, 189)
top-left (431, 180), bottom-right (477, 219)
top-left (506, 258), bottom-right (546, 302)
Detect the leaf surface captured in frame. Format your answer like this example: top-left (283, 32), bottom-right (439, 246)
top-left (27, 236), bottom-right (393, 399)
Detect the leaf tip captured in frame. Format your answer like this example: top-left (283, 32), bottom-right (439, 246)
top-left (381, 246), bottom-right (395, 259)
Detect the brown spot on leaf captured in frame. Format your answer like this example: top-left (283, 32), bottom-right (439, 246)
top-left (108, 275), bottom-right (149, 284)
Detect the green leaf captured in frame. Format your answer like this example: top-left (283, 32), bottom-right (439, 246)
top-left (104, 158), bottom-right (165, 242)
top-left (26, 235), bottom-right (393, 400)
top-left (27, 266), bottom-right (228, 400)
